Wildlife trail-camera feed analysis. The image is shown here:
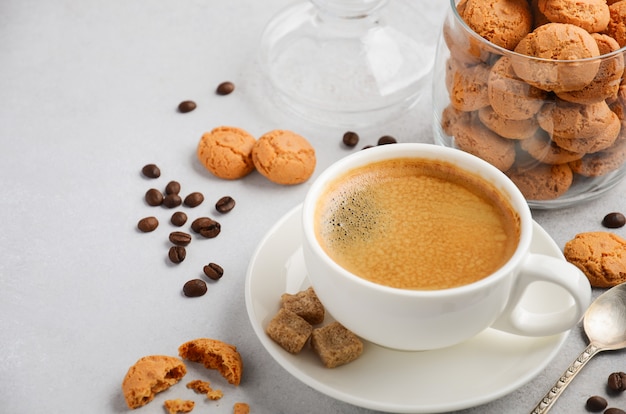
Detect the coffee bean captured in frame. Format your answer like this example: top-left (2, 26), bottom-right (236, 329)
top-left (165, 180), bottom-right (181, 195)
top-left (586, 395), bottom-right (607, 411)
top-left (169, 231), bottom-right (191, 246)
top-left (184, 192), bottom-right (204, 207)
top-left (163, 193), bottom-right (182, 208)
top-left (342, 131), bottom-right (359, 147)
top-left (171, 211), bottom-right (187, 227)
top-left (200, 222), bottom-right (221, 238)
top-left (362, 145), bottom-right (375, 150)
top-left (183, 279), bottom-right (207, 297)
top-left (191, 217), bottom-right (212, 233)
top-left (608, 372), bottom-right (626, 392)
top-left (137, 216), bottom-right (159, 232)
top-left (141, 164), bottom-right (161, 178)
top-left (216, 81), bottom-right (235, 95)
top-left (178, 100), bottom-right (196, 113)
top-left (603, 212), bottom-right (626, 229)
top-left (215, 196), bottom-right (235, 213)
top-left (377, 135), bottom-right (397, 145)
top-left (203, 263), bottom-right (224, 280)
top-left (168, 246), bottom-right (186, 264)
top-left (145, 188), bottom-right (164, 206)
top-left (605, 408), bottom-right (626, 414)
top-left (191, 217), bottom-right (221, 238)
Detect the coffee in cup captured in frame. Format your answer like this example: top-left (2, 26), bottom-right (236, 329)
top-left (314, 157), bottom-right (520, 290)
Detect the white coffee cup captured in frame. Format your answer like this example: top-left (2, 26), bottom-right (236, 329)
top-left (301, 143), bottom-right (591, 351)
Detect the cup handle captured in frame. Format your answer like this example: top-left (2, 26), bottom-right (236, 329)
top-left (491, 254), bottom-right (591, 336)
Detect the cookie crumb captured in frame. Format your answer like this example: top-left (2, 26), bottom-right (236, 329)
top-left (164, 398), bottom-right (194, 414)
top-left (233, 402), bottom-right (250, 414)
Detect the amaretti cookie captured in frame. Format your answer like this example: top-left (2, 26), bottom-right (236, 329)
top-left (457, 0), bottom-right (532, 50)
top-left (443, 17), bottom-right (491, 66)
top-left (606, 1), bottom-right (626, 47)
top-left (506, 161), bottom-right (573, 200)
top-left (197, 126), bottom-right (256, 179)
top-left (513, 23), bottom-right (601, 93)
top-left (538, 0), bottom-right (610, 33)
top-left (478, 106), bottom-right (539, 139)
top-left (440, 104), bottom-right (474, 137)
top-left (557, 34), bottom-right (624, 105)
top-left (537, 100), bottom-right (618, 140)
top-left (520, 130), bottom-right (583, 164)
top-left (564, 232), bottom-right (626, 287)
top-left (453, 120), bottom-right (516, 171)
top-left (252, 129), bottom-right (316, 185)
top-left (122, 355), bottom-right (187, 409)
top-left (569, 136), bottom-right (626, 176)
top-left (178, 338), bottom-right (243, 386)
top-left (488, 56), bottom-right (546, 120)
top-left (447, 59), bottom-right (491, 112)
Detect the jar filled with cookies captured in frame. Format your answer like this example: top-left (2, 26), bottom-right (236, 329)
top-left (432, 0), bottom-right (626, 209)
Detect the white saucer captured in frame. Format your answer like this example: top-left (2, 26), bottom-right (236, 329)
top-left (245, 204), bottom-right (570, 413)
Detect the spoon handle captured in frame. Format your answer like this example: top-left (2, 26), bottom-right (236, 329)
top-left (530, 343), bottom-right (602, 414)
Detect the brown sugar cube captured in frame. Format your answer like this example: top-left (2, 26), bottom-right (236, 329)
top-left (164, 399), bottom-right (194, 414)
top-left (280, 287), bottom-right (325, 325)
top-left (233, 402), bottom-right (250, 414)
top-left (310, 322), bottom-right (364, 368)
top-left (266, 308), bottom-right (312, 354)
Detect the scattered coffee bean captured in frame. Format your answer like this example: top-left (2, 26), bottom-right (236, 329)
top-left (169, 231), bottom-right (192, 246)
top-left (168, 246), bottom-right (186, 264)
top-left (192, 217), bottom-right (211, 232)
top-left (141, 164), bottom-right (161, 178)
top-left (171, 211), bottom-right (188, 227)
top-left (183, 279), bottom-right (207, 297)
top-left (191, 217), bottom-right (220, 235)
top-left (377, 135), bottom-right (397, 145)
top-left (342, 131), bottom-right (359, 147)
top-left (608, 372), bottom-right (626, 392)
top-left (215, 196), bottom-right (235, 213)
top-left (145, 188), bottom-right (164, 206)
top-left (190, 216), bottom-right (221, 238)
top-left (216, 81), bottom-right (235, 95)
top-left (163, 193), bottom-right (182, 208)
top-left (184, 192), bottom-right (204, 207)
top-left (605, 408), bottom-right (626, 414)
top-left (199, 222), bottom-right (221, 238)
top-left (165, 180), bottom-right (181, 195)
top-left (137, 216), bottom-right (159, 232)
top-left (603, 212), bottom-right (626, 229)
top-left (362, 145), bottom-right (375, 150)
top-left (586, 395), bottom-right (608, 411)
top-left (203, 263), bottom-right (224, 280)
top-left (178, 100), bottom-right (197, 113)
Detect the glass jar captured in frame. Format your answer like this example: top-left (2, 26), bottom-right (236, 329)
top-left (432, 0), bottom-right (626, 209)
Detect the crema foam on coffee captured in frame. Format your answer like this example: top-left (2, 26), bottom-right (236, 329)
top-left (314, 158), bottom-right (520, 290)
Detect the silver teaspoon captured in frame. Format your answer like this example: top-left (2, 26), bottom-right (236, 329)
top-left (530, 282), bottom-right (626, 413)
